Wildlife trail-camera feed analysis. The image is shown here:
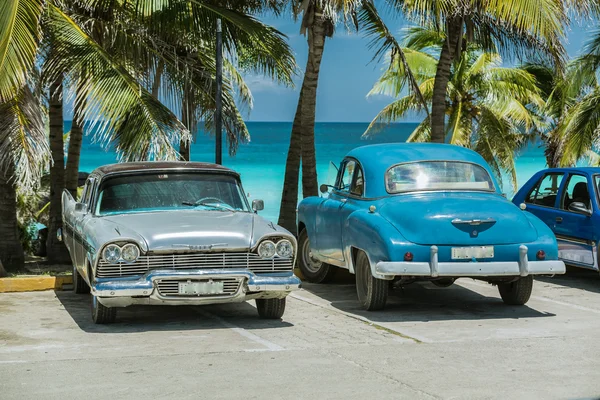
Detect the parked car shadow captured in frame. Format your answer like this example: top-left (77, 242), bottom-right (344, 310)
top-left (536, 266), bottom-right (600, 294)
top-left (55, 291), bottom-right (293, 333)
top-left (302, 277), bottom-right (555, 323)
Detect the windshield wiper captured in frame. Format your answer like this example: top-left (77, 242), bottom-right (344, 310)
top-left (182, 200), bottom-right (236, 212)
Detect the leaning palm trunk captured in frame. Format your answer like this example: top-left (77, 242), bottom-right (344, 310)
top-left (299, 12), bottom-right (327, 198)
top-left (430, 18), bottom-right (462, 143)
top-left (278, 88), bottom-right (304, 233)
top-left (65, 116), bottom-right (83, 198)
top-left (179, 82), bottom-right (193, 162)
top-left (46, 77), bottom-right (70, 264)
top-left (0, 165), bottom-right (24, 273)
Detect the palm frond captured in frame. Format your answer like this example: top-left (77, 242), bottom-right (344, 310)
top-left (45, 3), bottom-right (190, 161)
top-left (0, 85), bottom-right (48, 188)
top-left (0, 0), bottom-right (42, 102)
top-left (357, 0), bottom-right (429, 117)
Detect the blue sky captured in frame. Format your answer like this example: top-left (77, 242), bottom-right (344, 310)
top-left (244, 13), bottom-right (595, 123)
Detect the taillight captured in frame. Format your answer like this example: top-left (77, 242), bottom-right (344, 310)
top-left (404, 252), bottom-right (413, 262)
top-left (536, 250), bottom-right (546, 260)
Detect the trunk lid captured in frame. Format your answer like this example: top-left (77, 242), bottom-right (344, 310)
top-left (379, 192), bottom-right (537, 245)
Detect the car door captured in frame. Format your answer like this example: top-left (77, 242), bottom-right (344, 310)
top-left (553, 173), bottom-right (597, 270)
top-left (74, 178), bottom-right (95, 272)
top-left (523, 172), bottom-right (566, 231)
top-left (315, 159), bottom-right (358, 262)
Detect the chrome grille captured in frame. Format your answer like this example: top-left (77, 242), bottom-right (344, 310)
top-left (156, 278), bottom-right (241, 297)
top-left (96, 252), bottom-right (294, 278)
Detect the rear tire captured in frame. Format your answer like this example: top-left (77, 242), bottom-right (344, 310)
top-left (256, 297), bottom-right (286, 319)
top-left (297, 229), bottom-right (337, 283)
top-left (498, 276), bottom-right (533, 305)
top-left (91, 295), bottom-right (117, 324)
top-left (73, 264), bottom-right (90, 294)
top-left (355, 251), bottom-right (388, 311)
top-left (432, 278), bottom-right (455, 288)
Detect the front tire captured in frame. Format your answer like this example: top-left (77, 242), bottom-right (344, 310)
top-left (355, 251), bottom-right (388, 311)
top-left (91, 295), bottom-right (117, 324)
top-left (498, 276), bottom-right (533, 305)
top-left (73, 264), bottom-right (90, 294)
top-left (297, 229), bottom-right (337, 283)
top-left (256, 297), bottom-right (286, 319)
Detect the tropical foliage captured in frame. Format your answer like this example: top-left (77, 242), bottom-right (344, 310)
top-left (0, 0), bottom-right (296, 270)
top-left (386, 0), bottom-right (582, 143)
top-left (365, 27), bottom-right (546, 190)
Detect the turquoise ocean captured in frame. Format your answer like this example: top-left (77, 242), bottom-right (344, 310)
top-left (71, 121), bottom-right (552, 223)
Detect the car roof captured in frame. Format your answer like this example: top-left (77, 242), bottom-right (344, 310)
top-left (537, 167), bottom-right (600, 175)
top-left (345, 143), bottom-right (497, 198)
top-left (92, 161), bottom-right (239, 178)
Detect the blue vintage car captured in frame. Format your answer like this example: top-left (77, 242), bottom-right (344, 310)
top-left (513, 167), bottom-right (600, 274)
top-left (297, 143), bottom-right (565, 310)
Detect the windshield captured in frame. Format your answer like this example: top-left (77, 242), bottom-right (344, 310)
top-left (95, 172), bottom-right (250, 215)
top-left (385, 161), bottom-right (495, 193)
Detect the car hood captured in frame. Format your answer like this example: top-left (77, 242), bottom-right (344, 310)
top-left (378, 192), bottom-right (538, 245)
top-left (101, 210), bottom-right (256, 251)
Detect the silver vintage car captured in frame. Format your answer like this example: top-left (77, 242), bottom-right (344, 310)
top-left (59, 162), bottom-right (301, 324)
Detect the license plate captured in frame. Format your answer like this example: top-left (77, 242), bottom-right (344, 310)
top-left (451, 246), bottom-right (494, 260)
top-left (178, 281), bottom-right (224, 295)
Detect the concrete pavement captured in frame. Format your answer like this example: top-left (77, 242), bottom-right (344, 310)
top-left (0, 269), bottom-right (599, 399)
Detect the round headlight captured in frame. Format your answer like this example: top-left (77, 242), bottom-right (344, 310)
top-left (276, 239), bottom-right (294, 258)
top-left (121, 243), bottom-right (140, 262)
top-left (257, 240), bottom-right (276, 258)
top-left (102, 244), bottom-right (121, 264)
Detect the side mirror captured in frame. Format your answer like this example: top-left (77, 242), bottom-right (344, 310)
top-left (74, 202), bottom-right (86, 213)
top-left (319, 184), bottom-right (329, 194)
top-left (252, 199), bottom-right (264, 212)
top-left (568, 202), bottom-right (592, 216)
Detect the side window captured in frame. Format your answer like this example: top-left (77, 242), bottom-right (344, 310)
top-left (337, 160), bottom-right (356, 193)
top-left (81, 178), bottom-right (95, 206)
top-left (561, 174), bottom-right (590, 210)
top-left (350, 165), bottom-right (364, 197)
top-left (525, 173), bottom-right (564, 207)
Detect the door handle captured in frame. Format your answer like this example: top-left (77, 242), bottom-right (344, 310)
top-left (556, 217), bottom-right (563, 223)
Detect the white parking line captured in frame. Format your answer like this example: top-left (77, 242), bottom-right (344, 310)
top-left (193, 308), bottom-right (285, 352)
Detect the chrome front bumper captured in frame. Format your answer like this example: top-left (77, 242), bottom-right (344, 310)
top-left (91, 269), bottom-right (301, 308)
top-left (375, 245), bottom-right (566, 278)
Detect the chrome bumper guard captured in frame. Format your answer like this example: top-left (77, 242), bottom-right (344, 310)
top-left (375, 245), bottom-right (566, 278)
top-left (91, 269), bottom-right (301, 306)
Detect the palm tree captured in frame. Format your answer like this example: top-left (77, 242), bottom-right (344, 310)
top-left (46, 1), bottom-right (295, 261)
top-left (278, 0), bottom-right (426, 233)
top-left (365, 27), bottom-right (545, 191)
top-left (391, 0), bottom-right (575, 143)
top-left (553, 32), bottom-right (600, 166)
top-left (0, 0), bottom-right (48, 272)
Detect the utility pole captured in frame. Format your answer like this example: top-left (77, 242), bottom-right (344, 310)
top-left (215, 18), bottom-right (223, 165)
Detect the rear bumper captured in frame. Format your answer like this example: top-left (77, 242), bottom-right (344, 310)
top-left (91, 269), bottom-right (301, 307)
top-left (375, 245), bottom-right (566, 278)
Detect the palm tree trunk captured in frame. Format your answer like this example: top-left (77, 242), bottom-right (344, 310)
top-left (0, 164), bottom-right (24, 273)
top-left (277, 87), bottom-right (304, 233)
top-left (179, 82), bottom-right (192, 161)
top-left (299, 11), bottom-right (327, 198)
top-left (46, 77), bottom-right (70, 264)
top-left (430, 18), bottom-right (462, 143)
top-left (65, 116), bottom-right (83, 198)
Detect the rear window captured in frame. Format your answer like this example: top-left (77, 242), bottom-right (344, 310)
top-left (385, 161), bottom-right (494, 193)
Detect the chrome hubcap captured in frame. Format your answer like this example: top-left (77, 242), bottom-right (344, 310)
top-left (302, 238), bottom-right (322, 273)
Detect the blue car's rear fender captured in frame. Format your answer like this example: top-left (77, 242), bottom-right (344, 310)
top-left (342, 210), bottom-right (409, 279)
